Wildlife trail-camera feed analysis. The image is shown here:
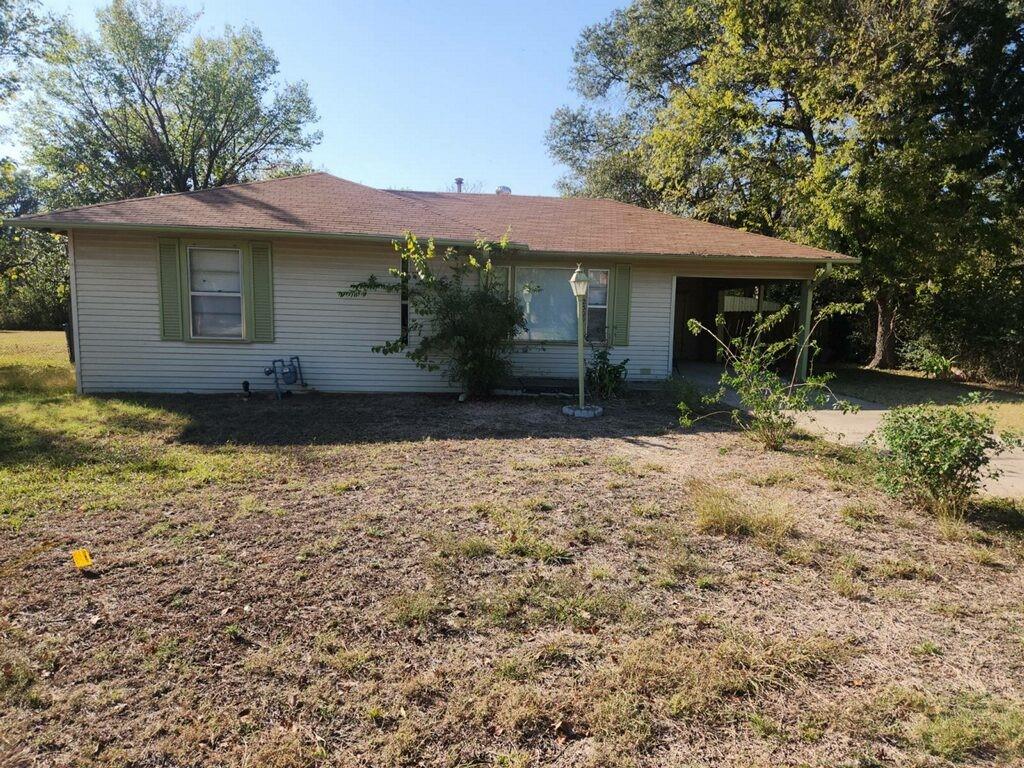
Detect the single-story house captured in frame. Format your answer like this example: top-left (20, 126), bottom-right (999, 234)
top-left (8, 173), bottom-right (854, 394)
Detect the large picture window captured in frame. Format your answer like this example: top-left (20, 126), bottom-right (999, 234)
top-left (510, 266), bottom-right (611, 343)
top-left (516, 267), bottom-right (577, 341)
top-left (188, 247), bottom-right (243, 339)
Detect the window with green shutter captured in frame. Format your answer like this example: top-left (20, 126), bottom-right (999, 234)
top-left (157, 238), bottom-right (274, 343)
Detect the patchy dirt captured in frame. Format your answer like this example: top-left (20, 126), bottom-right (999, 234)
top-left (2, 391), bottom-right (1023, 767)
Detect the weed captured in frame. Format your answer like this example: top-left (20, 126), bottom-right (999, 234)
top-left (330, 479), bottom-right (363, 493)
top-left (0, 646), bottom-right (39, 707)
top-left (839, 501), bottom-right (882, 529)
top-left (313, 634), bottom-right (374, 676)
top-left (692, 483), bottom-right (795, 545)
top-left (910, 641), bottom-right (942, 657)
top-left (630, 500), bottom-right (661, 518)
top-left (493, 751), bottom-right (532, 768)
top-left (967, 546), bottom-right (1003, 568)
top-left (913, 694), bottom-right (1024, 762)
top-left (590, 691), bottom-right (654, 752)
top-left (831, 555), bottom-right (867, 599)
top-left (749, 470), bottom-right (797, 488)
top-left (874, 558), bottom-right (935, 581)
top-left (388, 589), bottom-right (444, 627)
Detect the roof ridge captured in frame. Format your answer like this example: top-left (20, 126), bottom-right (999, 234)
top-left (17, 171), bottom-right (329, 220)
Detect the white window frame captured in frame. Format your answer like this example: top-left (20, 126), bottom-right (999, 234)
top-left (187, 246), bottom-right (244, 340)
top-left (585, 268), bottom-right (610, 343)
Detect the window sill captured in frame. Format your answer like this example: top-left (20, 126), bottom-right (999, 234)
top-left (514, 339), bottom-right (609, 349)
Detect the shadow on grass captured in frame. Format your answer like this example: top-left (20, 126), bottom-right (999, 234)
top-left (0, 364), bottom-right (76, 395)
top-left (970, 497), bottom-right (1024, 537)
top-left (826, 365), bottom-right (1024, 408)
top-left (109, 389), bottom-right (733, 448)
top-left (0, 406), bottom-right (108, 469)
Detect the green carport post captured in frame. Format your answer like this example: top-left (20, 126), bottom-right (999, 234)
top-left (797, 279), bottom-right (814, 382)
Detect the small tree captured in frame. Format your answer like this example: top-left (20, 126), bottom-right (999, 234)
top-left (339, 232), bottom-right (525, 397)
top-left (678, 303), bottom-right (859, 450)
top-left (875, 395), bottom-right (1019, 521)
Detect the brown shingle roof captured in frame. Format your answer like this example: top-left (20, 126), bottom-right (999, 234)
top-left (9, 172), bottom-right (852, 262)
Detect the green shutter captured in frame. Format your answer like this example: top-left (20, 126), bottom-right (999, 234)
top-left (611, 264), bottom-right (631, 346)
top-left (158, 238), bottom-right (183, 340)
top-left (249, 242), bottom-right (274, 342)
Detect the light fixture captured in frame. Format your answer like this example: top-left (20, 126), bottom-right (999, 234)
top-left (569, 265), bottom-right (590, 298)
top-left (569, 265), bottom-right (590, 410)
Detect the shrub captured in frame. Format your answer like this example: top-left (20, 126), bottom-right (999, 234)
top-left (585, 346), bottom-right (628, 399)
top-left (339, 232), bottom-right (525, 397)
top-left (875, 394), bottom-right (1019, 519)
top-left (901, 340), bottom-right (955, 378)
top-left (679, 302), bottom-right (859, 450)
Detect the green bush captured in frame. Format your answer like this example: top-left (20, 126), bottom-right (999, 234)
top-left (875, 395), bottom-right (1019, 519)
top-left (901, 340), bottom-right (954, 379)
top-left (679, 303), bottom-right (858, 450)
top-left (586, 346), bottom-right (628, 399)
top-left (340, 233), bottom-right (525, 397)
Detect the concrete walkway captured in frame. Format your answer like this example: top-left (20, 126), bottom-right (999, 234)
top-left (674, 363), bottom-right (1024, 498)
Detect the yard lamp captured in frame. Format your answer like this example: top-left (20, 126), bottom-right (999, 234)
top-left (568, 265), bottom-right (590, 410)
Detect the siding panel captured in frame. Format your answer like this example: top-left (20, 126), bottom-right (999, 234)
top-left (72, 230), bottom-right (808, 393)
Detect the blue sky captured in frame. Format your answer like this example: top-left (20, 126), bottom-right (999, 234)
top-left (31, 0), bottom-right (624, 195)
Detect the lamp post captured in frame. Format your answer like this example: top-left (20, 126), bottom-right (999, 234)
top-left (568, 265), bottom-right (590, 410)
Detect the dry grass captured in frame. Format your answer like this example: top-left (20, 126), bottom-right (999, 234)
top-left (2, 332), bottom-right (1024, 766)
top-left (691, 482), bottom-right (795, 546)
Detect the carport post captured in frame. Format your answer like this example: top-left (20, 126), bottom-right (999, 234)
top-left (797, 279), bottom-right (814, 382)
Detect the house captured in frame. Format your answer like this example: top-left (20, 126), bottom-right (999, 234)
top-left (8, 173), bottom-right (854, 394)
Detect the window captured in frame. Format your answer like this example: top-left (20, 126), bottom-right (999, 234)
top-left (511, 266), bottom-right (612, 343)
top-left (585, 269), bottom-right (609, 342)
top-left (515, 267), bottom-right (578, 341)
top-left (188, 247), bottom-right (242, 339)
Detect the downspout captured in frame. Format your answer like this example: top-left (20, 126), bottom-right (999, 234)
top-left (67, 230), bottom-right (84, 394)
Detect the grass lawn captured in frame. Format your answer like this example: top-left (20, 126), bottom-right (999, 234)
top-left (0, 330), bottom-right (75, 394)
top-left (3, 332), bottom-right (1024, 767)
top-left (827, 365), bottom-right (1024, 433)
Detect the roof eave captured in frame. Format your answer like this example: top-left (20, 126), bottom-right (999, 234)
top-left (5, 218), bottom-right (858, 264)
top-left (523, 248), bottom-right (858, 265)
top-left (3, 218), bottom-right (525, 250)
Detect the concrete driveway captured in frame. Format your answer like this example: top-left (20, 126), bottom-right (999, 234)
top-left (674, 363), bottom-right (1024, 498)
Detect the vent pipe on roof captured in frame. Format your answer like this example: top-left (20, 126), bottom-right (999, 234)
top-left (454, 177), bottom-right (464, 193)
top-left (495, 185), bottom-right (511, 195)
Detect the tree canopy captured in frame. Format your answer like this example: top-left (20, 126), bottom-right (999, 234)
top-left (548, 0), bottom-right (1024, 368)
top-left (21, 0), bottom-right (321, 208)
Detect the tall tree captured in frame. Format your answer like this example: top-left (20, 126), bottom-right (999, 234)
top-left (548, 0), bottom-right (1024, 369)
top-left (0, 2), bottom-right (65, 330)
top-left (0, 0), bottom-right (48, 109)
top-left (21, 0), bottom-right (321, 208)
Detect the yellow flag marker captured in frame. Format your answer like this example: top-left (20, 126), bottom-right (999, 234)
top-left (71, 549), bottom-right (93, 569)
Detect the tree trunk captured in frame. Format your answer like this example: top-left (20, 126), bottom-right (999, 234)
top-left (867, 293), bottom-right (897, 369)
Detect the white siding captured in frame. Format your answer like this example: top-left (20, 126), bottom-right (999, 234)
top-left (71, 229), bottom-right (814, 394)
top-left (74, 231), bottom-right (448, 393)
